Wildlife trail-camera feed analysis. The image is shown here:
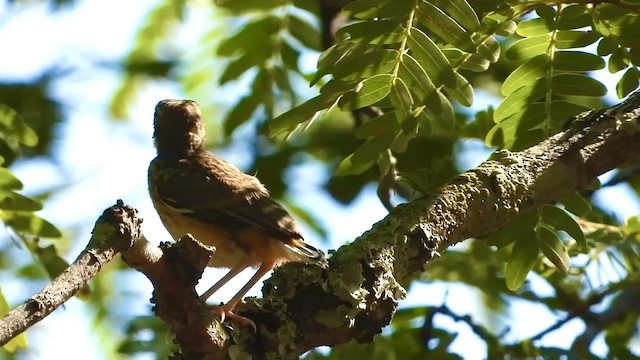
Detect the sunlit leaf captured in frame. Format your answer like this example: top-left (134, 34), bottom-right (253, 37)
top-left (495, 80), bottom-right (547, 122)
top-left (537, 226), bottom-right (570, 273)
top-left (516, 18), bottom-right (553, 36)
top-left (224, 94), bottom-right (261, 136)
top-left (553, 51), bottom-right (605, 71)
top-left (339, 74), bottom-right (393, 110)
top-left (390, 78), bottom-right (414, 123)
top-left (270, 93), bottom-right (340, 136)
top-left (597, 37), bottom-right (618, 56)
top-left (355, 111), bottom-right (400, 139)
top-left (551, 74), bottom-right (607, 97)
top-left (474, 34), bottom-right (500, 63)
top-left (502, 54), bottom-right (550, 95)
top-left (505, 231), bottom-right (539, 291)
top-left (430, 0), bottom-right (480, 31)
top-left (554, 30), bottom-right (600, 49)
top-left (407, 27), bottom-right (456, 87)
top-left (336, 132), bottom-right (395, 176)
top-left (558, 192), bottom-right (592, 217)
top-left (0, 167), bottom-right (23, 190)
top-left (505, 35), bottom-right (551, 61)
top-left (0, 191), bottom-right (42, 211)
top-left (616, 67), bottom-right (639, 98)
top-left (5, 212), bottom-right (62, 238)
top-left (398, 54), bottom-right (438, 109)
top-left (0, 104), bottom-right (39, 147)
top-left (288, 14), bottom-right (322, 51)
top-left (336, 20), bottom-right (405, 45)
top-left (444, 73), bottom-right (473, 107)
top-left (540, 204), bottom-right (586, 250)
top-left (416, 1), bottom-right (474, 51)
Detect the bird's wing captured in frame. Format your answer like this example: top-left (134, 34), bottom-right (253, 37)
top-left (149, 155), bottom-right (303, 240)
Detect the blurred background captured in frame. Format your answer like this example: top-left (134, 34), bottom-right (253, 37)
top-left (0, 0), bottom-right (639, 359)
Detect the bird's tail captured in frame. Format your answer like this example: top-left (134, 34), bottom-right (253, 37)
top-left (285, 239), bottom-right (329, 269)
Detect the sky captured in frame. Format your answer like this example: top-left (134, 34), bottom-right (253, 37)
top-left (0, 1), bottom-right (639, 359)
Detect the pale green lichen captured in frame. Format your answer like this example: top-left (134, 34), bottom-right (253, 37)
top-left (89, 222), bottom-right (116, 246)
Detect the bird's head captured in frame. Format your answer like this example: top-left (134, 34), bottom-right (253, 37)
top-left (153, 99), bottom-right (206, 158)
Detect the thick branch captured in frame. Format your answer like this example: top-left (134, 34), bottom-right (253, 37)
top-left (120, 234), bottom-right (230, 359)
top-left (0, 200), bottom-right (141, 346)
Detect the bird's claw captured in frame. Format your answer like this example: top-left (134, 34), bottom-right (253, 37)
top-left (209, 305), bottom-right (256, 331)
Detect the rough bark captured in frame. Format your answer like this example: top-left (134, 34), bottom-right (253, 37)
top-left (1, 91), bottom-right (639, 358)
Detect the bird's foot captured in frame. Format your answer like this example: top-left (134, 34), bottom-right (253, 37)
top-left (209, 304), bottom-right (256, 331)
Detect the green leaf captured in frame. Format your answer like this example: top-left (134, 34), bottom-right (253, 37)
top-left (355, 111), bottom-right (400, 139)
top-left (608, 48), bottom-right (629, 73)
top-left (287, 14), bottom-right (321, 51)
top-left (505, 231), bottom-right (539, 291)
top-left (558, 5), bottom-right (592, 30)
top-left (224, 94), bottom-right (260, 136)
top-left (219, 53), bottom-right (266, 85)
top-left (474, 35), bottom-right (500, 63)
top-left (332, 49), bottom-right (399, 81)
top-left (460, 53), bottom-right (490, 72)
top-left (0, 167), bottom-right (23, 190)
top-left (407, 27), bottom-right (456, 87)
top-left (505, 35), bottom-right (551, 61)
top-left (398, 53), bottom-right (438, 109)
top-left (502, 54), bottom-right (550, 95)
top-left (35, 244), bottom-right (71, 280)
top-left (0, 104), bottom-right (39, 147)
top-left (280, 41), bottom-right (300, 70)
top-left (416, 1), bottom-right (474, 51)
top-left (540, 204), bottom-right (587, 250)
top-left (269, 93), bottom-right (339, 136)
top-left (0, 191), bottom-right (42, 211)
top-left (339, 74), bottom-right (393, 110)
top-left (551, 74), bottom-right (607, 97)
top-left (336, 133), bottom-right (395, 176)
top-left (516, 18), bottom-right (553, 36)
top-left (548, 100), bottom-right (592, 131)
top-left (536, 5), bottom-right (556, 21)
top-left (616, 67), bottom-right (639, 98)
top-left (343, 0), bottom-right (411, 20)
top-left (390, 78), bottom-right (414, 123)
top-left (430, 0), bottom-right (480, 31)
top-left (216, 0), bottom-right (287, 12)
top-left (217, 17), bottom-right (279, 57)
top-left (537, 226), bottom-right (571, 273)
top-left (495, 80), bottom-right (547, 122)
top-left (558, 192), bottom-right (592, 217)
top-left (553, 51), bottom-right (605, 71)
top-left (486, 211), bottom-right (538, 247)
top-left (5, 212), bottom-right (62, 238)
top-left (486, 103), bottom-right (545, 148)
top-left (0, 287), bottom-right (28, 352)
top-left (597, 37), bottom-right (618, 56)
top-left (554, 30), bottom-right (600, 49)
top-left (444, 73), bottom-right (473, 107)
top-left (419, 93), bottom-right (456, 133)
top-left (336, 20), bottom-right (405, 45)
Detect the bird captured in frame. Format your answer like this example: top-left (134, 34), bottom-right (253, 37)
top-left (148, 99), bottom-right (328, 328)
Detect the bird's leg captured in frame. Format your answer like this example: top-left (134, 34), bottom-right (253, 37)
top-left (200, 261), bottom-right (250, 301)
top-left (211, 261), bottom-right (276, 330)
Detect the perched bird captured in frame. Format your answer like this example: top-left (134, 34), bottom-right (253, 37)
top-left (148, 99), bottom-right (328, 328)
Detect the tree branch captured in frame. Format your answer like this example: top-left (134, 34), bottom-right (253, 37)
top-left (0, 200), bottom-right (141, 346)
